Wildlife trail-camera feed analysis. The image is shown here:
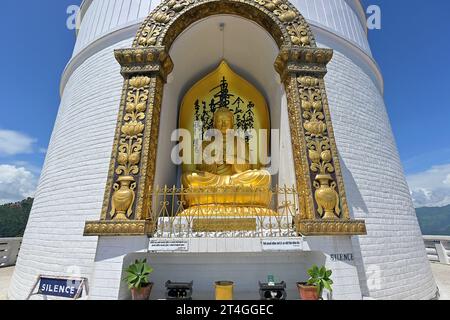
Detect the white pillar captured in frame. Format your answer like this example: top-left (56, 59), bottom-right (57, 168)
top-left (89, 236), bottom-right (149, 300)
top-left (303, 236), bottom-right (363, 300)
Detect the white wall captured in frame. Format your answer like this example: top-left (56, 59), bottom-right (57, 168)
top-left (324, 48), bottom-right (437, 299)
top-left (8, 38), bottom-right (133, 300)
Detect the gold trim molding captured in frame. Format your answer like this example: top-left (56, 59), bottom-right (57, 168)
top-left (84, 0), bottom-right (366, 237)
top-left (114, 47), bottom-right (174, 80)
top-left (295, 219), bottom-right (367, 236)
top-left (193, 218), bottom-right (257, 233)
top-left (84, 220), bottom-right (155, 237)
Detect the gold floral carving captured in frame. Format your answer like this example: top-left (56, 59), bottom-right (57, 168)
top-left (109, 76), bottom-right (150, 221)
top-left (299, 76), bottom-right (341, 220)
top-left (286, 23), bottom-right (311, 46)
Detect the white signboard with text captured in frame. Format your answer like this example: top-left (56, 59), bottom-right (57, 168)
top-left (261, 239), bottom-right (303, 252)
top-left (148, 240), bottom-right (190, 252)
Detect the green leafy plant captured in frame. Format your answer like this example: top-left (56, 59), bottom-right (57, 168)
top-left (123, 259), bottom-right (154, 289)
top-left (306, 265), bottom-right (333, 295)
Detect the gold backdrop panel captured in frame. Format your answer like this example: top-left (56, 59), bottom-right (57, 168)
top-left (179, 61), bottom-right (270, 173)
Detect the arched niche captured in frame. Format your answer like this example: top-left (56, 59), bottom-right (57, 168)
top-left (84, 0), bottom-right (366, 237)
top-left (153, 15), bottom-right (286, 190)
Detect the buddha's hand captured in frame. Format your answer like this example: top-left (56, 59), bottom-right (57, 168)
top-left (232, 162), bottom-right (252, 173)
top-left (198, 162), bottom-right (217, 174)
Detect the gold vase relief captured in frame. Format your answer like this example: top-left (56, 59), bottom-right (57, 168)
top-left (111, 176), bottom-right (137, 220)
top-left (300, 76), bottom-right (341, 220)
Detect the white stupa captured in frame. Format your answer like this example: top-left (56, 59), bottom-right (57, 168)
top-left (9, 0), bottom-right (437, 300)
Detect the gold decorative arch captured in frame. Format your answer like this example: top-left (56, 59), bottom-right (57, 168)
top-left (84, 0), bottom-right (366, 237)
top-left (134, 0), bottom-right (316, 49)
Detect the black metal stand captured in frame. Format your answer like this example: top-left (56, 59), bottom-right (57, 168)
top-left (165, 281), bottom-right (194, 300)
top-left (259, 281), bottom-right (287, 300)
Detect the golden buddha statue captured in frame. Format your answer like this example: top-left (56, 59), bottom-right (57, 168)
top-left (181, 107), bottom-right (275, 216)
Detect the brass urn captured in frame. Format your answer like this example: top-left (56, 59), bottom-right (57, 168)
top-left (314, 174), bottom-right (340, 220)
top-left (111, 176), bottom-right (136, 220)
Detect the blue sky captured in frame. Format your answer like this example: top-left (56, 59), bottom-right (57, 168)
top-left (0, 0), bottom-right (449, 207)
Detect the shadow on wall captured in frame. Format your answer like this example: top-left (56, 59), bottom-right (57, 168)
top-left (338, 154), bottom-right (371, 297)
top-left (339, 154), bottom-right (369, 218)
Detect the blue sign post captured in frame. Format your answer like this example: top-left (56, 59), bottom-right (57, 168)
top-left (27, 275), bottom-right (88, 300)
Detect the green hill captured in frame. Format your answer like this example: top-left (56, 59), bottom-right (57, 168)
top-left (0, 198), bottom-right (449, 237)
top-left (416, 204), bottom-right (450, 236)
top-left (0, 198), bottom-right (33, 238)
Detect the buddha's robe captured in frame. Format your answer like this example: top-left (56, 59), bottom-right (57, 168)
top-left (182, 137), bottom-right (272, 207)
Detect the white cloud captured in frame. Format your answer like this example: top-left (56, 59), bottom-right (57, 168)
top-left (407, 164), bottom-right (450, 208)
top-left (444, 174), bottom-right (450, 186)
top-left (0, 130), bottom-right (36, 156)
top-left (0, 165), bottom-right (37, 204)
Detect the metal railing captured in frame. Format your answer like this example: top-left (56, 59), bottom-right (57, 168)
top-left (423, 236), bottom-right (450, 265)
top-left (0, 238), bottom-right (22, 268)
top-left (150, 186), bottom-right (301, 238)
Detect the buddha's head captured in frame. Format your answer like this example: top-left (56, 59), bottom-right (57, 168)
top-left (213, 107), bottom-right (234, 134)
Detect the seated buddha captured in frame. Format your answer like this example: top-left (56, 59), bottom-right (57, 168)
top-left (181, 107), bottom-right (275, 216)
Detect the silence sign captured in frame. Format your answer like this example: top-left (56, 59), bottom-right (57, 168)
top-left (37, 277), bottom-right (85, 299)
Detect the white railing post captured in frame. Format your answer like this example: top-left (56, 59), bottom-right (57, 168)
top-left (0, 238), bottom-right (22, 268)
top-left (423, 236), bottom-right (450, 265)
top-left (435, 241), bottom-right (449, 265)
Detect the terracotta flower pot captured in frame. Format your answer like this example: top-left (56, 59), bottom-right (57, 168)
top-left (131, 283), bottom-right (153, 300)
top-left (297, 283), bottom-right (320, 300)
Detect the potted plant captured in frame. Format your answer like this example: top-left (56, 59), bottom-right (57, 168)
top-left (123, 259), bottom-right (154, 300)
top-left (297, 265), bottom-right (333, 300)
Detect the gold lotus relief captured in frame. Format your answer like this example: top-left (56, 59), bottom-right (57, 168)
top-left (302, 98), bottom-right (326, 137)
top-left (129, 76), bottom-right (151, 88)
top-left (121, 121), bottom-right (145, 137)
top-left (298, 76), bottom-right (320, 87)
